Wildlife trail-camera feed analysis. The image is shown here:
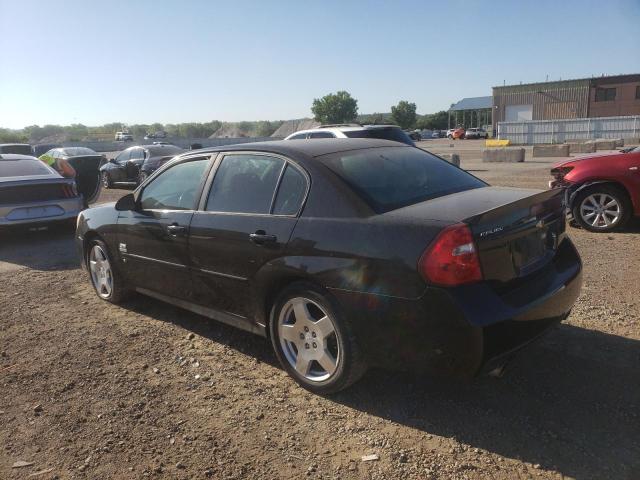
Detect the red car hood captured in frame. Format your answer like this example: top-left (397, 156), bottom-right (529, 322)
top-left (552, 150), bottom-right (624, 168)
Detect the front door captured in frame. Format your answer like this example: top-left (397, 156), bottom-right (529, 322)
top-left (189, 152), bottom-right (309, 320)
top-left (117, 156), bottom-right (212, 299)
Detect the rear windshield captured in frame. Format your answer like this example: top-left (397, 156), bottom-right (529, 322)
top-left (343, 128), bottom-right (414, 146)
top-left (0, 145), bottom-right (32, 155)
top-left (61, 147), bottom-right (96, 156)
top-left (0, 160), bottom-right (55, 177)
top-left (322, 146), bottom-right (486, 213)
top-left (147, 145), bottom-right (183, 156)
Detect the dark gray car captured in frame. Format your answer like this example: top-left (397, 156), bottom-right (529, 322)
top-left (100, 144), bottom-right (185, 188)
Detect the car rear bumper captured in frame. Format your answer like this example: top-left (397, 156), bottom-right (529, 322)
top-left (330, 237), bottom-right (582, 377)
top-left (0, 198), bottom-right (82, 226)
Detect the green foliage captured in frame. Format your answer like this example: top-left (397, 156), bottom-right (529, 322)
top-left (0, 128), bottom-right (28, 143)
top-left (311, 91), bottom-right (358, 124)
top-left (416, 110), bottom-right (449, 130)
top-left (391, 101), bottom-right (417, 130)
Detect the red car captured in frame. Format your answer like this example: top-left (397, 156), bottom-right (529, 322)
top-left (550, 147), bottom-right (640, 232)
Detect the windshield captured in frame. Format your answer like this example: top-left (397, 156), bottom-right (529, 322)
top-left (343, 127), bottom-right (414, 146)
top-left (322, 146), bottom-right (486, 213)
top-left (0, 160), bottom-right (55, 177)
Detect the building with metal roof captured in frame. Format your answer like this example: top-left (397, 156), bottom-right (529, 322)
top-left (448, 96), bottom-right (492, 129)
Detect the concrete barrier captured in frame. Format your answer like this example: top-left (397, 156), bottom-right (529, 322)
top-left (437, 153), bottom-right (460, 166)
top-left (533, 144), bottom-right (570, 157)
top-left (567, 141), bottom-right (596, 154)
top-left (482, 148), bottom-right (525, 163)
top-left (594, 139), bottom-right (618, 150)
top-left (622, 137), bottom-right (640, 146)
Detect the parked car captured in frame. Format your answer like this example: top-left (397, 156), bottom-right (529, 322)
top-left (431, 130), bottom-right (446, 139)
top-left (77, 139), bottom-right (582, 394)
top-left (115, 132), bottom-right (133, 141)
top-left (447, 128), bottom-right (465, 139)
top-left (406, 130), bottom-right (422, 141)
top-left (32, 143), bottom-right (62, 157)
top-left (39, 147), bottom-right (105, 206)
top-left (550, 148), bottom-right (640, 232)
top-left (100, 144), bottom-right (185, 188)
top-left (0, 144), bottom-right (33, 155)
top-left (0, 154), bottom-right (90, 228)
top-left (464, 128), bottom-right (489, 139)
top-left (285, 124), bottom-right (415, 146)
top-left (144, 131), bottom-right (168, 140)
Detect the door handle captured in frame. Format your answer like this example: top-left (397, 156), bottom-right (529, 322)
top-left (249, 231), bottom-right (277, 244)
top-left (167, 224), bottom-right (187, 236)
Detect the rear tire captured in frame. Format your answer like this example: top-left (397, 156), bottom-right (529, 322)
top-left (269, 282), bottom-right (367, 394)
top-left (86, 239), bottom-right (130, 304)
top-left (572, 185), bottom-right (631, 232)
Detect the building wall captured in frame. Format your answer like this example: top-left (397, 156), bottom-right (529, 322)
top-left (588, 75), bottom-right (640, 118)
top-left (492, 79), bottom-right (590, 125)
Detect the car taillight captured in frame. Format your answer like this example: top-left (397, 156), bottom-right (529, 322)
top-left (61, 183), bottom-right (78, 198)
top-left (418, 223), bottom-right (483, 286)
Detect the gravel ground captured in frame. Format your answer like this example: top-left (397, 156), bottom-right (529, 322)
top-left (1, 145), bottom-right (639, 480)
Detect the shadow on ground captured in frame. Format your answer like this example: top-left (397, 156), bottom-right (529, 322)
top-left (0, 224), bottom-right (78, 272)
top-left (121, 294), bottom-right (640, 480)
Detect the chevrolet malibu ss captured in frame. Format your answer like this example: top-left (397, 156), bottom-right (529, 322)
top-left (76, 139), bottom-right (582, 394)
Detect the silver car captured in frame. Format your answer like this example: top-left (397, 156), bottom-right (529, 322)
top-left (0, 154), bottom-right (88, 227)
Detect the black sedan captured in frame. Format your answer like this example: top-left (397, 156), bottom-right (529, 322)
top-left (76, 139), bottom-right (582, 394)
top-left (100, 144), bottom-right (184, 188)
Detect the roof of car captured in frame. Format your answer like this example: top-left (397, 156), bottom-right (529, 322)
top-left (193, 138), bottom-right (410, 159)
top-left (0, 143), bottom-right (31, 147)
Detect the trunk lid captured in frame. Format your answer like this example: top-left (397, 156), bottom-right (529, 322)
top-left (389, 186), bottom-right (566, 284)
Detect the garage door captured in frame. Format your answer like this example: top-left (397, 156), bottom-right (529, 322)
top-left (505, 104), bottom-right (533, 122)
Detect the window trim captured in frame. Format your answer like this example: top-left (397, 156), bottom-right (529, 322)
top-left (595, 87), bottom-right (616, 102)
top-left (135, 154), bottom-right (215, 212)
top-left (198, 151), bottom-right (310, 218)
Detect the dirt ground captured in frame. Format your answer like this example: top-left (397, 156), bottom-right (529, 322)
top-left (1, 142), bottom-right (639, 480)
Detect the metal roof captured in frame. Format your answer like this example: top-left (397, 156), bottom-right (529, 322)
top-left (449, 96), bottom-right (492, 111)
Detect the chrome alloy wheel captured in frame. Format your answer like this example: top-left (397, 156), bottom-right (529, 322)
top-left (89, 245), bottom-right (113, 299)
top-left (580, 193), bottom-right (621, 229)
top-left (278, 297), bottom-right (340, 382)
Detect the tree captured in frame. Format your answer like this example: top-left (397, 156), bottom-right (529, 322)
top-left (416, 110), bottom-right (449, 130)
top-left (391, 101), bottom-right (417, 130)
top-left (311, 91), bottom-right (358, 124)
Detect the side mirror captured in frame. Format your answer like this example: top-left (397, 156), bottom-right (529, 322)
top-left (115, 193), bottom-right (136, 211)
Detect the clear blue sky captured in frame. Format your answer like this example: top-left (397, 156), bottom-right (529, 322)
top-left (1, 0), bottom-right (639, 129)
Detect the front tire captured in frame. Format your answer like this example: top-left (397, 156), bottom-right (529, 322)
top-left (102, 172), bottom-right (112, 189)
top-left (269, 282), bottom-right (367, 394)
top-left (572, 185), bottom-right (631, 232)
top-left (86, 239), bottom-right (130, 304)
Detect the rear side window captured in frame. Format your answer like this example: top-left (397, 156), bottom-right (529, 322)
top-left (308, 132), bottom-right (335, 139)
top-left (206, 154), bottom-right (284, 214)
top-left (323, 147), bottom-right (486, 213)
top-left (289, 133), bottom-right (307, 140)
top-left (343, 128), bottom-right (414, 145)
top-left (273, 165), bottom-right (306, 215)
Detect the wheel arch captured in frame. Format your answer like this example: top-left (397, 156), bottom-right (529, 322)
top-left (568, 180), bottom-right (633, 211)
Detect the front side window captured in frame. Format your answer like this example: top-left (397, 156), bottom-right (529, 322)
top-left (139, 159), bottom-right (209, 210)
top-left (323, 146), bottom-right (486, 213)
top-left (273, 165), bottom-right (307, 215)
top-left (129, 148), bottom-right (144, 161)
top-left (115, 149), bottom-right (131, 163)
top-left (206, 154), bottom-right (284, 214)
top-left (289, 133), bottom-right (307, 140)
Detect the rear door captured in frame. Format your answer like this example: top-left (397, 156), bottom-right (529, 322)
top-left (188, 152), bottom-right (308, 319)
top-left (117, 156), bottom-right (212, 299)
